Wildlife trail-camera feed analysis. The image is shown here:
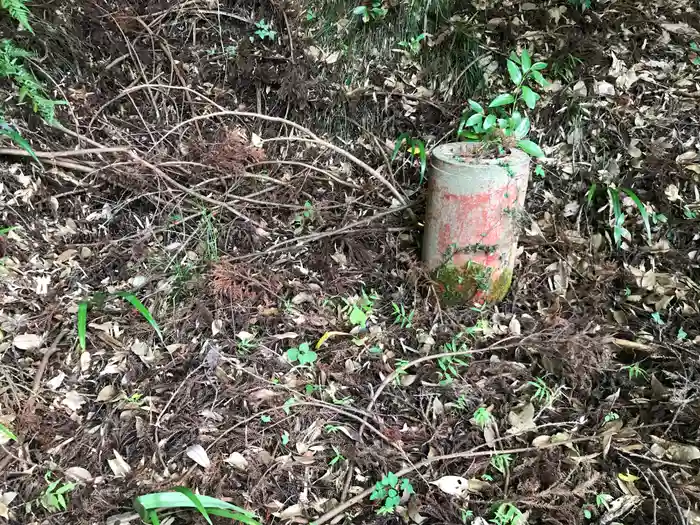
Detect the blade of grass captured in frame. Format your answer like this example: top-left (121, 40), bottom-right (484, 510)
top-left (208, 508), bottom-right (261, 525)
top-left (173, 487), bottom-right (212, 525)
top-left (115, 292), bottom-right (163, 343)
top-left (148, 510), bottom-right (160, 525)
top-left (0, 226), bottom-right (18, 236)
top-left (391, 132), bottom-right (411, 161)
top-left (77, 301), bottom-right (88, 351)
top-left (0, 422), bottom-right (17, 441)
top-left (621, 187), bottom-right (652, 244)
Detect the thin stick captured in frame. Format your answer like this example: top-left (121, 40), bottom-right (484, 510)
top-left (0, 147), bottom-right (128, 158)
top-left (128, 153), bottom-right (266, 230)
top-left (311, 432), bottom-right (615, 525)
top-left (247, 160), bottom-right (362, 190)
top-left (151, 111), bottom-right (407, 204)
top-left (229, 203), bottom-right (413, 261)
top-left (357, 336), bottom-right (522, 440)
top-left (0, 149), bottom-right (96, 173)
top-left (29, 330), bottom-right (69, 409)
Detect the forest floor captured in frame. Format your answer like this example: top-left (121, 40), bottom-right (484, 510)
top-left (1, 0), bottom-right (700, 524)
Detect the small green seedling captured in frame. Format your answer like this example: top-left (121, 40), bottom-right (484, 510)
top-left (328, 446), bottom-right (346, 466)
top-left (678, 327), bottom-right (688, 340)
top-left (583, 493), bottom-right (612, 519)
top-left (684, 205), bottom-right (697, 219)
top-left (369, 472), bottom-right (413, 515)
top-left (286, 342), bottom-right (318, 366)
top-left (391, 302), bottom-right (414, 328)
top-left (281, 431), bottom-right (290, 445)
top-left (604, 411), bottom-right (620, 423)
top-left (398, 33), bottom-right (426, 56)
top-left (691, 42), bottom-right (700, 65)
top-left (528, 377), bottom-right (554, 404)
top-left (394, 359), bottom-right (410, 385)
top-left (535, 165), bottom-right (545, 178)
top-left (392, 132), bottom-right (427, 183)
top-left (490, 453), bottom-right (513, 475)
top-left (458, 49), bottom-right (549, 158)
top-left (621, 363), bottom-right (648, 381)
top-left (460, 508), bottom-right (474, 523)
top-left (345, 289), bottom-right (378, 329)
top-left (134, 488), bottom-right (260, 525)
top-left (352, 0), bottom-right (387, 23)
top-left (253, 19), bottom-right (277, 41)
top-left (324, 424), bottom-right (342, 434)
top-left (651, 312), bottom-right (664, 325)
top-left (568, 0), bottom-right (592, 11)
top-left (40, 472), bottom-right (75, 513)
top-left (294, 200), bottom-right (314, 227)
top-left (473, 407), bottom-right (493, 428)
top-left (260, 414), bottom-right (271, 423)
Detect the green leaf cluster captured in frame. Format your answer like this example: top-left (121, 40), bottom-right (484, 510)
top-left (458, 49), bottom-right (549, 158)
top-left (352, 1), bottom-right (387, 23)
top-left (286, 342), bottom-right (318, 366)
top-left (369, 472), bottom-right (413, 515)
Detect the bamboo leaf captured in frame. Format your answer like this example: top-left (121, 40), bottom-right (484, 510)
top-left (521, 86), bottom-right (539, 109)
top-left (520, 49), bottom-right (532, 72)
top-left (77, 301), bottom-right (88, 351)
top-left (468, 99), bottom-right (484, 114)
top-left (621, 188), bottom-right (652, 244)
top-left (115, 292), bottom-right (163, 342)
top-left (516, 140), bottom-right (544, 158)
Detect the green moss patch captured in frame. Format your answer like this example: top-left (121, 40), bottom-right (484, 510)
top-left (434, 262), bottom-right (513, 305)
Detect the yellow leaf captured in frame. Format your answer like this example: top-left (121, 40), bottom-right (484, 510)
top-left (315, 331), bottom-right (347, 349)
top-left (618, 472), bottom-right (639, 483)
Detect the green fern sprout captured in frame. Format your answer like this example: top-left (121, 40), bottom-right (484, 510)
top-left (1, 0), bottom-right (33, 33)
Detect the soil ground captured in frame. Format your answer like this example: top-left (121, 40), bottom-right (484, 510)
top-left (1, 0), bottom-right (700, 524)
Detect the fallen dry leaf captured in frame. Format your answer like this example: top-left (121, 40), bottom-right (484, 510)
top-left (186, 444), bottom-right (211, 468)
top-left (13, 333), bottom-right (43, 350)
top-left (108, 450), bottom-right (131, 477)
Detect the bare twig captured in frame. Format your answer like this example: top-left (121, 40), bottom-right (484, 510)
top-left (151, 111), bottom-right (407, 204)
top-left (311, 432), bottom-right (616, 525)
top-left (29, 330), bottom-right (69, 410)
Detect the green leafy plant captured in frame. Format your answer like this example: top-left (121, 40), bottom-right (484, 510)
top-left (621, 363), bottom-right (648, 381)
top-left (393, 358), bottom-right (409, 385)
top-left (286, 342), bottom-right (318, 366)
top-left (0, 40), bottom-right (66, 123)
top-left (392, 132), bottom-right (428, 183)
top-left (587, 184), bottom-right (651, 247)
top-left (684, 205), bottom-right (697, 219)
top-left (199, 210), bottom-right (219, 261)
top-left (2, 0), bottom-right (32, 33)
top-left (134, 488), bottom-right (260, 525)
top-left (352, 1), bottom-right (387, 23)
top-left (691, 42), bottom-right (700, 66)
top-left (253, 19), bottom-right (277, 41)
top-left (473, 407), bottom-right (493, 428)
top-left (77, 292), bottom-right (163, 351)
top-left (294, 200), bottom-right (314, 228)
top-left (260, 414), bottom-right (271, 423)
top-left (458, 49), bottom-right (548, 158)
top-left (40, 472), bottom-right (75, 513)
top-left (651, 312), bottom-right (664, 325)
top-left (604, 411), bottom-right (620, 423)
top-left (369, 472), bottom-right (413, 515)
top-left (344, 289), bottom-right (378, 328)
top-left (437, 333), bottom-right (470, 384)
top-left (491, 503), bottom-right (525, 525)
top-left (461, 508), bottom-right (474, 523)
top-left (535, 164), bottom-right (546, 178)
top-left (391, 302), bottom-right (414, 328)
top-left (528, 376), bottom-right (554, 404)
top-left (328, 446), bottom-right (346, 466)
top-left (490, 453), bottom-right (513, 475)
top-left (678, 327), bottom-right (688, 341)
top-left (398, 33), bottom-right (426, 56)
top-left (582, 493), bottom-right (612, 519)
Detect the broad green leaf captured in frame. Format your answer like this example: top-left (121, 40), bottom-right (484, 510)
top-left (521, 86), bottom-right (539, 109)
top-left (521, 49), bottom-right (532, 72)
top-left (516, 140), bottom-right (544, 158)
top-left (489, 93), bottom-right (515, 108)
top-left (115, 292), bottom-right (163, 342)
top-left (352, 6), bottom-right (367, 15)
top-left (531, 62), bottom-right (548, 71)
top-left (286, 348), bottom-right (299, 362)
top-left (349, 306), bottom-right (367, 327)
top-left (507, 60), bottom-right (522, 85)
top-left (621, 188), bottom-right (652, 244)
top-left (530, 71), bottom-right (549, 87)
top-left (0, 422), bottom-right (17, 441)
top-left (134, 491), bottom-right (254, 520)
top-left (464, 113), bottom-right (483, 127)
top-left (514, 117), bottom-right (530, 139)
top-left (77, 301), bottom-right (88, 351)
top-left (483, 114), bottom-right (497, 130)
top-left (508, 51), bottom-right (521, 65)
top-left (391, 132), bottom-right (411, 161)
top-left (497, 118), bottom-right (509, 129)
top-left (468, 99), bottom-right (484, 114)
top-left (173, 487), bottom-right (212, 525)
